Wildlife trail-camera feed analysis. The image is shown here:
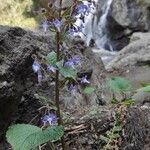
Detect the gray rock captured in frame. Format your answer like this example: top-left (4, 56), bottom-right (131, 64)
top-left (111, 0), bottom-right (150, 31)
top-left (106, 32), bottom-right (150, 70)
top-left (0, 25), bottom-right (55, 139)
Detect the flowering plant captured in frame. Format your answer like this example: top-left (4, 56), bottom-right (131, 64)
top-left (6, 0), bottom-right (96, 150)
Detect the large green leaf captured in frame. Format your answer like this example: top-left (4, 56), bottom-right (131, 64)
top-left (6, 124), bottom-right (64, 150)
top-left (46, 51), bottom-right (57, 66)
top-left (57, 61), bottom-right (77, 79)
top-left (107, 77), bottom-right (131, 93)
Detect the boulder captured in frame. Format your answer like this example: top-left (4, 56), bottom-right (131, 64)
top-left (0, 25), bottom-right (58, 139)
top-left (109, 0), bottom-right (150, 49)
top-left (111, 0), bottom-right (150, 31)
top-left (106, 32), bottom-right (150, 70)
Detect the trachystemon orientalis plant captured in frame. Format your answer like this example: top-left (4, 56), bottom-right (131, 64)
top-left (6, 0), bottom-right (96, 150)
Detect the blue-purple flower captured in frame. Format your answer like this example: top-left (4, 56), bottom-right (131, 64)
top-left (52, 19), bottom-right (63, 32)
top-left (41, 20), bottom-right (49, 33)
top-left (64, 59), bottom-right (74, 68)
top-left (64, 56), bottom-right (80, 68)
top-left (68, 84), bottom-right (78, 94)
top-left (47, 65), bottom-right (57, 73)
top-left (32, 61), bottom-right (42, 83)
top-left (80, 75), bottom-right (90, 84)
top-left (76, 3), bottom-right (92, 16)
top-left (32, 61), bottom-right (40, 73)
top-left (76, 24), bottom-right (84, 32)
top-left (71, 55), bottom-right (81, 65)
top-left (41, 113), bottom-right (58, 126)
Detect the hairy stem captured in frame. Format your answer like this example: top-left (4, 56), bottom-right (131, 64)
top-left (55, 0), bottom-right (66, 149)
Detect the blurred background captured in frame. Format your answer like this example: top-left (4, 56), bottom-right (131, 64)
top-left (0, 0), bottom-right (45, 29)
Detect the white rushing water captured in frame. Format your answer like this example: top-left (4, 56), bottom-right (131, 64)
top-left (76, 0), bottom-right (113, 51)
top-left (95, 0), bottom-right (113, 50)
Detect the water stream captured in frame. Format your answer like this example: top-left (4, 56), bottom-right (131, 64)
top-left (94, 0), bottom-right (113, 50)
top-left (81, 0), bottom-right (113, 51)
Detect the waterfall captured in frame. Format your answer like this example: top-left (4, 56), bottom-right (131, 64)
top-left (95, 0), bottom-right (113, 50)
top-left (83, 0), bottom-right (113, 51)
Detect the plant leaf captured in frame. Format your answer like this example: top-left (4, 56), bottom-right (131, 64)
top-left (107, 77), bottom-right (131, 93)
top-left (137, 85), bottom-right (150, 92)
top-left (83, 86), bottom-right (95, 95)
top-left (6, 124), bottom-right (64, 150)
top-left (46, 51), bottom-right (57, 66)
top-left (57, 61), bottom-right (77, 79)
top-left (111, 98), bottom-right (119, 104)
top-left (122, 99), bottom-right (135, 105)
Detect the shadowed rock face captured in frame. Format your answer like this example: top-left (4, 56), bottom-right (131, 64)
top-left (0, 27), bottom-right (28, 139)
top-left (0, 25), bottom-right (55, 139)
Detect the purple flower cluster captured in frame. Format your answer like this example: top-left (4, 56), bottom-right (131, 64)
top-left (41, 19), bottom-right (63, 33)
top-left (64, 55), bottom-right (80, 68)
top-left (40, 1), bottom-right (95, 34)
top-left (41, 113), bottom-right (58, 126)
top-left (52, 19), bottom-right (63, 32)
top-left (76, 3), bottom-right (93, 16)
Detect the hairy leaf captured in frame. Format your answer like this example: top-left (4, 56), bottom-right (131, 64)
top-left (46, 51), bottom-right (57, 66)
top-left (6, 124), bottom-right (64, 150)
top-left (57, 61), bottom-right (77, 79)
